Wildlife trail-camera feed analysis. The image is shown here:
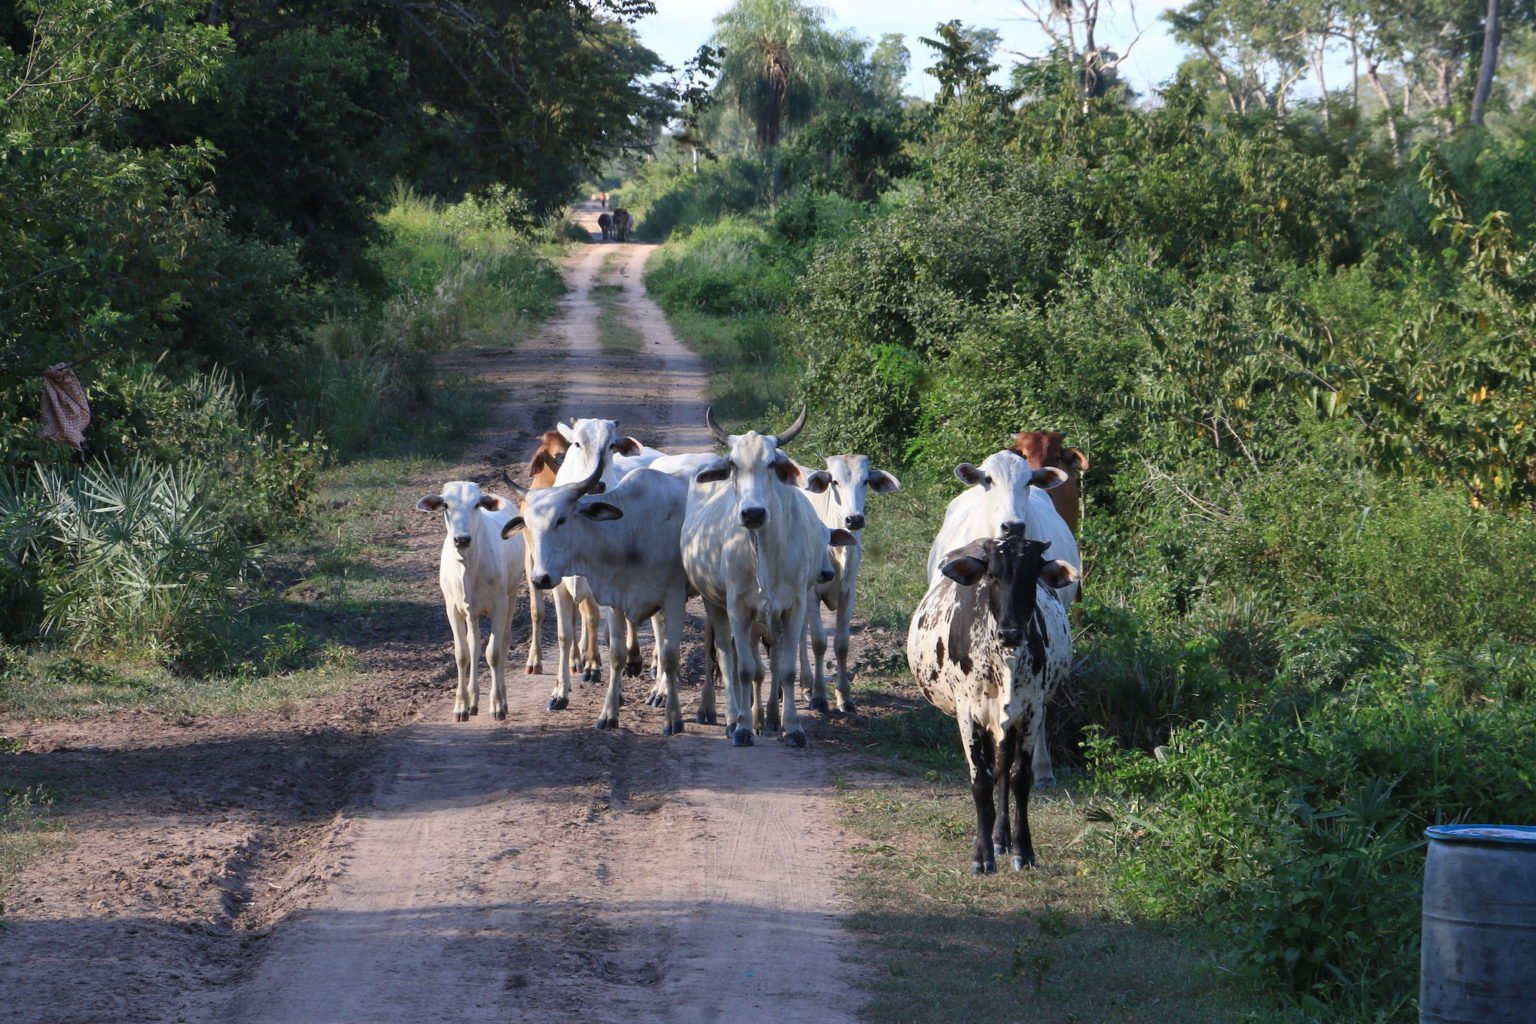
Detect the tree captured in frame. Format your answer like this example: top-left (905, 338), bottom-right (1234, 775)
top-left (711, 0), bottom-right (838, 151)
top-left (1018, 0), bottom-right (1143, 107)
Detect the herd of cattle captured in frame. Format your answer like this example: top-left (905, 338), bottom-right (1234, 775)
top-left (596, 208), bottom-right (632, 242)
top-left (416, 412), bottom-right (1088, 874)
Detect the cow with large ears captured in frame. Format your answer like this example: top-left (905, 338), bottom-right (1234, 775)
top-left (416, 481), bottom-right (524, 722)
top-left (800, 454), bottom-right (902, 714)
top-left (907, 531), bottom-right (1077, 873)
top-left (502, 459), bottom-right (692, 735)
top-left (681, 406), bottom-right (855, 747)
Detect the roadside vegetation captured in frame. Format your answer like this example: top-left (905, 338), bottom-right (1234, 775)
top-left (631, 1), bottom-right (1536, 1020)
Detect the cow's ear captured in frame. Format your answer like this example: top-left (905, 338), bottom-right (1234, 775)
top-left (827, 528), bottom-right (858, 547)
top-left (1063, 448), bottom-right (1089, 473)
top-left (500, 516), bottom-right (525, 538)
top-left (955, 463), bottom-right (988, 487)
top-left (579, 501), bottom-right (623, 521)
top-left (416, 495), bottom-right (446, 512)
top-left (797, 468), bottom-right (832, 493)
top-left (867, 469), bottom-right (901, 494)
top-left (556, 422), bottom-right (575, 442)
top-left (1039, 560), bottom-right (1079, 590)
top-left (478, 494), bottom-right (510, 511)
top-left (694, 458), bottom-right (731, 484)
top-left (613, 436), bottom-right (643, 456)
top-left (529, 451), bottom-right (551, 475)
top-left (1029, 466), bottom-right (1069, 491)
top-left (940, 539), bottom-right (992, 586)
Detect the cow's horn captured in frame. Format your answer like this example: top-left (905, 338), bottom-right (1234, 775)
top-left (572, 454), bottom-right (605, 497)
top-left (501, 470), bottom-right (528, 497)
top-left (705, 406), bottom-right (730, 446)
top-left (773, 406), bottom-right (808, 448)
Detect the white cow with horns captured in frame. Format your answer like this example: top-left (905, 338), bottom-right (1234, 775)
top-left (681, 407), bottom-right (855, 747)
top-left (907, 530), bottom-right (1077, 873)
top-left (416, 481), bottom-right (525, 722)
top-left (501, 458), bottom-right (692, 735)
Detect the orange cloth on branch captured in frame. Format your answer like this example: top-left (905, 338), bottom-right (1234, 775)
top-left (37, 363), bottom-right (90, 449)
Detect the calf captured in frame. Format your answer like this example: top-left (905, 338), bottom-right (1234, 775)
top-left (907, 533), bottom-right (1077, 873)
top-left (1011, 431), bottom-right (1088, 536)
top-left (503, 461), bottom-right (692, 735)
top-left (417, 482), bottom-right (525, 722)
top-left (799, 455), bottom-right (901, 713)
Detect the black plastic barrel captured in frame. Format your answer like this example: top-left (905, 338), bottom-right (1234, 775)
top-left (1420, 824), bottom-right (1536, 1023)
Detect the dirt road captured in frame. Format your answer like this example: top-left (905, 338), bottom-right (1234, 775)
top-left (1, 205), bottom-right (864, 1024)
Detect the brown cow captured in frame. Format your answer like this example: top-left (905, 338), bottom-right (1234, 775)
top-left (611, 207), bottom-right (631, 242)
top-left (520, 431), bottom-right (602, 680)
top-left (1010, 431), bottom-right (1088, 536)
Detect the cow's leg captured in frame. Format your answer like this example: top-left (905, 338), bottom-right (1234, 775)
top-left (524, 549), bottom-right (544, 674)
top-left (487, 594), bottom-right (510, 721)
top-left (577, 591), bottom-right (602, 682)
top-left (656, 596), bottom-right (686, 736)
top-left (757, 633), bottom-right (777, 734)
top-left (595, 607), bottom-right (627, 730)
top-left (1010, 716), bottom-right (1038, 870)
top-left (1031, 688), bottom-right (1056, 786)
top-left (833, 589), bottom-right (856, 713)
top-left (646, 613), bottom-right (669, 705)
top-left (448, 605), bottom-right (474, 722)
top-left (993, 727), bottom-right (1019, 859)
top-left (624, 617), bottom-right (643, 678)
top-left (776, 606), bottom-right (810, 747)
top-left (547, 585), bottom-right (575, 711)
top-left (806, 603), bottom-right (830, 713)
top-left (726, 605), bottom-right (759, 746)
top-left (696, 604), bottom-right (727, 726)
top-left (961, 717), bottom-right (998, 874)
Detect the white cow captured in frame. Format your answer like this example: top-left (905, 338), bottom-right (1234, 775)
top-left (416, 481), bottom-right (525, 722)
top-left (924, 449), bottom-right (1077, 784)
top-left (503, 461), bottom-right (692, 735)
top-left (907, 532), bottom-right (1077, 873)
top-left (549, 417), bottom-right (651, 683)
top-left (798, 455), bottom-right (901, 714)
top-left (681, 407), bottom-right (853, 747)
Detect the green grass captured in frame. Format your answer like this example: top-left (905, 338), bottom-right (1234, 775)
top-left (0, 778), bottom-right (62, 922)
top-left (837, 670), bottom-right (1302, 1024)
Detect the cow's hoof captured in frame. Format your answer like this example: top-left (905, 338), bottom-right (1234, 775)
top-left (454, 711), bottom-right (469, 723)
top-left (764, 712), bottom-right (781, 732)
top-left (469, 705), bottom-right (479, 716)
top-left (808, 696), bottom-right (830, 714)
top-left (971, 860), bottom-right (997, 876)
top-left (645, 692), bottom-right (663, 708)
top-left (493, 709), bottom-right (507, 721)
top-left (595, 715), bottom-right (620, 730)
top-left (526, 663), bottom-right (542, 675)
top-left (663, 719), bottom-right (685, 737)
top-left (624, 660), bottom-right (643, 678)
top-left (547, 696), bottom-right (568, 711)
top-left (730, 729), bottom-right (754, 748)
top-left (1011, 855), bottom-right (1036, 872)
top-left (695, 709), bottom-right (717, 725)
top-left (837, 699), bottom-right (857, 714)
top-left (785, 730), bottom-right (807, 749)
top-left (1035, 774), bottom-right (1057, 788)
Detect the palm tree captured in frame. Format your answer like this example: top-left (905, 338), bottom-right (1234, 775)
top-left (711, 0), bottom-right (835, 151)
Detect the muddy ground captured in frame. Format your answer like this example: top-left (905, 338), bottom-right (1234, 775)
top-left (0, 206), bottom-right (874, 1024)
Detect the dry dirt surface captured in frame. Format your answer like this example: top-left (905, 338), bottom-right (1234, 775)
top-left (0, 204), bottom-right (868, 1024)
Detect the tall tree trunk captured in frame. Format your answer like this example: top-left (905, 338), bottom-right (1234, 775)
top-left (1471, 0), bottom-right (1501, 126)
top-left (1367, 59), bottom-right (1402, 159)
top-left (1351, 35), bottom-right (1360, 110)
top-left (1312, 39), bottom-right (1330, 128)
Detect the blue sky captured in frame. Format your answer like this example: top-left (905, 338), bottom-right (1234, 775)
top-left (636, 0), bottom-right (1192, 101)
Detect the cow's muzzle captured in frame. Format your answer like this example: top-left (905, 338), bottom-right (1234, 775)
top-left (844, 514), bottom-right (865, 531)
top-left (531, 573), bottom-right (556, 590)
top-left (740, 507), bottom-right (767, 529)
top-left (998, 627), bottom-right (1023, 648)
top-left (454, 535), bottom-right (472, 550)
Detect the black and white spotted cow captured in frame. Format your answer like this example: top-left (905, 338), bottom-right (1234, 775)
top-left (906, 531), bottom-right (1076, 873)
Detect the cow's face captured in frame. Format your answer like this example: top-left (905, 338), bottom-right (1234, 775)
top-left (696, 431), bottom-right (829, 530)
top-left (940, 535), bottom-right (1076, 649)
top-left (1012, 431), bottom-right (1087, 476)
top-left (553, 419), bottom-right (644, 486)
top-left (501, 483), bottom-right (621, 588)
top-left (528, 431), bottom-right (570, 488)
top-left (953, 450), bottom-right (1066, 536)
top-left (417, 481), bottom-right (507, 552)
top-left (823, 454), bottom-right (900, 532)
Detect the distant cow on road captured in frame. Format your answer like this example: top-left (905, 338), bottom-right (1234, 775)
top-left (611, 208), bottom-right (631, 242)
top-left (597, 212), bottom-right (614, 241)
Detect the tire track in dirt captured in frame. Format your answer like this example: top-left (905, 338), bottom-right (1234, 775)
top-left (180, 205), bottom-right (863, 1024)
